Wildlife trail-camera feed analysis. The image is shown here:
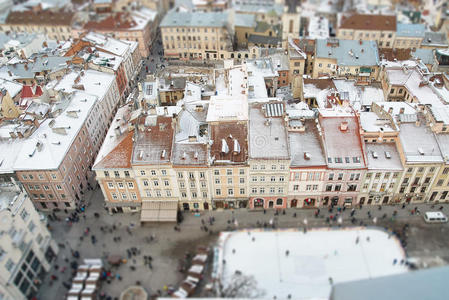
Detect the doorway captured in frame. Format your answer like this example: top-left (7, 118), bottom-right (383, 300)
top-left (203, 202), bottom-right (209, 210)
top-left (253, 198), bottom-right (264, 208)
top-left (182, 203), bottom-right (190, 211)
top-left (291, 199), bottom-right (298, 208)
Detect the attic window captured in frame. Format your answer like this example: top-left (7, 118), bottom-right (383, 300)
top-left (304, 152), bottom-right (311, 160)
top-left (372, 152), bottom-right (378, 159)
top-left (418, 148), bottom-right (424, 155)
top-left (385, 151), bottom-right (391, 159)
top-left (161, 150), bottom-right (166, 158)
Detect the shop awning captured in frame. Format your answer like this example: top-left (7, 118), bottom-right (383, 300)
top-left (141, 201), bottom-right (177, 222)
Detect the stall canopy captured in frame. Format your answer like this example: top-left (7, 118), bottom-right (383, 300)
top-left (140, 201), bottom-right (177, 222)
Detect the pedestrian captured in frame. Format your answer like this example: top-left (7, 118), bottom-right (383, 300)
top-left (263, 209), bottom-right (266, 214)
top-left (440, 206), bottom-right (444, 211)
top-left (393, 258), bottom-right (397, 265)
top-left (252, 237), bottom-right (255, 242)
top-left (355, 237), bottom-right (359, 244)
top-left (366, 236), bottom-right (370, 242)
top-left (285, 250), bottom-right (289, 256)
top-left (232, 249), bottom-right (236, 254)
top-left (293, 212), bottom-right (297, 218)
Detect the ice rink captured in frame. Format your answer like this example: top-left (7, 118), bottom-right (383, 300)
top-left (217, 227), bottom-right (408, 300)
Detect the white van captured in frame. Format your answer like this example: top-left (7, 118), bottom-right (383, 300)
top-left (423, 211), bottom-right (448, 223)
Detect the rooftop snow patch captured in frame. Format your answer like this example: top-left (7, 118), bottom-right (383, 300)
top-left (216, 228), bottom-right (408, 300)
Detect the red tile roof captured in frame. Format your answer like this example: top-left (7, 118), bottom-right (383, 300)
top-left (210, 122), bottom-right (248, 163)
top-left (83, 13), bottom-right (137, 31)
top-left (21, 85), bottom-right (43, 99)
top-left (94, 131), bottom-right (134, 169)
top-left (339, 14), bottom-right (396, 31)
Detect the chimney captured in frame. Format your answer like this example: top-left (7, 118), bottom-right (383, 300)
top-left (114, 126), bottom-right (121, 137)
top-left (399, 107), bottom-right (405, 114)
top-left (164, 107), bottom-right (168, 115)
top-left (415, 119), bottom-right (421, 127)
top-left (359, 39), bottom-right (362, 45)
top-left (388, 107), bottom-right (393, 114)
top-left (188, 136), bottom-right (197, 142)
top-left (340, 121), bottom-right (348, 131)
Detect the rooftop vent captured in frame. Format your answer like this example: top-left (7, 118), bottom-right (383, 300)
top-left (340, 121), bottom-right (348, 131)
top-left (385, 151), bottom-right (391, 159)
top-left (372, 151), bottom-right (378, 159)
top-left (418, 147), bottom-right (424, 155)
top-left (161, 149), bottom-right (166, 158)
top-left (304, 152), bottom-right (311, 160)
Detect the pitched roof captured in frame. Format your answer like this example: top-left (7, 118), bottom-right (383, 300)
top-left (6, 9), bottom-right (74, 26)
top-left (339, 14), bottom-right (396, 31)
top-left (94, 132), bottom-right (134, 169)
top-left (210, 122), bottom-right (248, 164)
top-left (21, 85), bottom-right (43, 99)
top-left (316, 39), bottom-right (379, 66)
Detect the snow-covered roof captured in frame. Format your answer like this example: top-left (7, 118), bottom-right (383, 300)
top-left (289, 119), bottom-right (326, 167)
top-left (360, 112), bottom-right (395, 133)
top-left (161, 10), bottom-right (228, 27)
top-left (12, 92), bottom-right (98, 171)
top-left (366, 143), bottom-right (403, 170)
top-left (47, 69), bottom-right (115, 100)
top-left (375, 101), bottom-right (416, 116)
top-left (235, 12), bottom-right (256, 28)
top-left (83, 32), bottom-right (134, 57)
top-left (0, 77), bottom-right (22, 98)
top-left (396, 23), bottom-right (425, 38)
top-left (386, 67), bottom-right (446, 106)
top-left (249, 104), bottom-right (289, 159)
top-left (316, 39), bottom-right (379, 66)
top-left (93, 104), bottom-right (139, 170)
top-left (398, 117), bottom-right (443, 163)
top-left (428, 105), bottom-right (449, 125)
top-left (320, 111), bottom-right (366, 169)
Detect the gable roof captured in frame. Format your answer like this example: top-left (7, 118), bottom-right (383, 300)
top-left (94, 132), bottom-right (134, 169)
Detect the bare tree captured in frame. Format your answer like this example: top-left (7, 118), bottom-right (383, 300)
top-left (217, 272), bottom-right (265, 298)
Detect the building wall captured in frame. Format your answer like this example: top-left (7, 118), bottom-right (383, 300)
top-left (161, 25), bottom-right (233, 60)
top-left (210, 165), bottom-right (249, 209)
top-left (359, 169), bottom-right (402, 205)
top-left (321, 169), bottom-right (365, 206)
top-left (288, 168), bottom-right (326, 208)
top-left (96, 168), bottom-right (141, 212)
top-left (393, 36), bottom-right (422, 49)
top-left (0, 185), bottom-right (58, 300)
top-left (394, 164), bottom-right (441, 203)
top-left (3, 24), bottom-right (72, 41)
top-left (17, 124), bottom-right (94, 210)
top-left (132, 164), bottom-right (178, 204)
top-left (174, 167), bottom-right (211, 211)
top-left (248, 159), bottom-right (289, 209)
top-left (428, 165), bottom-right (449, 202)
top-left (337, 29), bottom-right (395, 48)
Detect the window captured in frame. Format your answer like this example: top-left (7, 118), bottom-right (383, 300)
top-left (178, 172), bottom-right (184, 179)
top-left (108, 182), bottom-right (114, 189)
top-left (328, 173), bottom-right (334, 180)
top-left (192, 192), bottom-right (197, 198)
top-left (124, 171), bottom-right (130, 177)
top-left (326, 184), bottom-right (332, 191)
top-left (156, 190), bottom-right (162, 197)
top-left (131, 192), bottom-right (137, 200)
top-left (143, 180), bottom-right (149, 186)
top-left (260, 176), bottom-right (265, 182)
top-left (240, 188), bottom-right (245, 194)
top-left (271, 176), bottom-right (276, 182)
top-left (214, 170), bottom-right (220, 175)
top-left (114, 171), bottom-right (120, 178)
top-left (418, 167), bottom-right (424, 173)
top-left (22, 175), bottom-right (28, 180)
top-left (145, 190), bottom-right (151, 197)
top-left (5, 259), bottom-right (15, 272)
top-left (216, 189), bottom-right (221, 195)
top-left (228, 189), bottom-right (233, 195)
top-left (202, 192), bottom-right (207, 198)
top-left (200, 172), bottom-right (205, 178)
top-left (161, 170), bottom-right (167, 175)
top-left (121, 193), bottom-right (127, 200)
top-left (271, 165), bottom-right (276, 170)
top-left (56, 185), bottom-right (62, 190)
top-left (226, 169), bottom-right (232, 175)
top-left (337, 173), bottom-right (343, 180)
top-left (140, 170), bottom-right (146, 176)
top-left (215, 178), bottom-right (221, 184)
top-left (260, 165), bottom-right (265, 170)
top-left (27, 221), bottom-right (35, 233)
top-left (50, 174), bottom-right (56, 180)
top-left (437, 180), bottom-right (444, 186)
top-left (180, 182), bottom-right (185, 188)
top-left (334, 184), bottom-right (341, 191)
top-left (228, 178), bottom-right (233, 184)
top-left (259, 187), bottom-right (265, 194)
top-left (252, 176), bottom-right (257, 182)
top-left (118, 182), bottom-right (124, 189)
top-left (189, 172), bottom-right (195, 179)
top-left (20, 209), bottom-right (29, 221)
top-left (112, 193), bottom-right (118, 200)
top-left (239, 169), bottom-right (245, 175)
top-left (151, 170), bottom-right (156, 176)
top-left (128, 182), bottom-right (134, 188)
top-left (270, 187), bottom-right (275, 193)
top-left (239, 178), bottom-right (245, 184)
top-left (443, 167), bottom-right (449, 175)
top-left (190, 182), bottom-right (195, 188)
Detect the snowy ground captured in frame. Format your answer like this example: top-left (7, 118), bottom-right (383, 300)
top-left (217, 227), bottom-right (408, 300)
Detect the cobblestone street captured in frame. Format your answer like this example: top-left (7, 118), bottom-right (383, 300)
top-left (37, 187), bottom-right (449, 300)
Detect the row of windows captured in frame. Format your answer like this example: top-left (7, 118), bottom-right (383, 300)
top-left (179, 181), bottom-right (207, 188)
top-left (111, 192), bottom-right (138, 200)
top-left (293, 172), bottom-right (322, 181)
top-left (22, 173), bottom-right (57, 180)
top-left (293, 184), bottom-right (319, 191)
top-left (328, 156), bottom-right (361, 164)
top-left (108, 182), bottom-right (135, 189)
top-left (249, 187), bottom-right (284, 194)
top-left (328, 173), bottom-right (361, 181)
top-left (251, 176), bottom-right (285, 182)
top-left (215, 177), bottom-right (245, 184)
top-left (216, 188), bottom-right (246, 196)
top-left (40, 201), bottom-right (70, 209)
top-left (363, 182), bottom-right (395, 190)
top-left (326, 184), bottom-right (357, 192)
top-left (163, 27), bottom-right (219, 33)
top-left (251, 165), bottom-right (285, 171)
top-left (366, 172), bottom-right (400, 180)
top-left (32, 193), bottom-right (66, 200)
